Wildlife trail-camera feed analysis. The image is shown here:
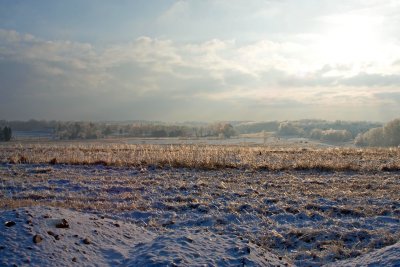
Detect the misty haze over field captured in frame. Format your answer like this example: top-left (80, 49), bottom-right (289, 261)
top-left (1, 0), bottom-right (400, 122)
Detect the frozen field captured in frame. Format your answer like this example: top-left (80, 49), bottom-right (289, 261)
top-left (0, 144), bottom-right (399, 266)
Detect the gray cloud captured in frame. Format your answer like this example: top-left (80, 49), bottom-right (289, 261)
top-left (342, 73), bottom-right (400, 87)
top-left (374, 92), bottom-right (400, 103)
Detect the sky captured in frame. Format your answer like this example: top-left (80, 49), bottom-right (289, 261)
top-left (1, 0), bottom-right (400, 122)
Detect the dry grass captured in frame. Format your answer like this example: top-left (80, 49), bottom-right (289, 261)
top-left (1, 143), bottom-right (400, 171)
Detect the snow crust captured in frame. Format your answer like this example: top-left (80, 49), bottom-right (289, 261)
top-left (0, 206), bottom-right (291, 266)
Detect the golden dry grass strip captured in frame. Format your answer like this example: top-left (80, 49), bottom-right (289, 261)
top-left (1, 143), bottom-right (400, 171)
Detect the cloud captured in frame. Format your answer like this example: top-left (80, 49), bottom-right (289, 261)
top-left (1, 29), bottom-right (400, 121)
top-left (342, 73), bottom-right (400, 87)
top-left (374, 91), bottom-right (400, 103)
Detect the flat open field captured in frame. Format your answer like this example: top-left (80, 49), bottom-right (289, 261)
top-left (0, 144), bottom-right (399, 266)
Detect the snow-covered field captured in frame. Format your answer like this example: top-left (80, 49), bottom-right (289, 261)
top-left (0, 162), bottom-right (399, 266)
top-left (1, 206), bottom-right (291, 266)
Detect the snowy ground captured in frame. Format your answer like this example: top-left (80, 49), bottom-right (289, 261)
top-left (0, 163), bottom-right (399, 266)
top-left (0, 206), bottom-right (290, 266)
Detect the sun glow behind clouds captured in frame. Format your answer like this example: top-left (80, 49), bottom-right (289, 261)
top-left (315, 14), bottom-right (384, 67)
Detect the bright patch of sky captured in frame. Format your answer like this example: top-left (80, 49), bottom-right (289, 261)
top-left (1, 0), bottom-right (400, 121)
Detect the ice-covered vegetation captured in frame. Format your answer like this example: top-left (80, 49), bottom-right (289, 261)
top-left (309, 129), bottom-right (352, 142)
top-left (274, 120), bottom-right (379, 143)
top-left (236, 119), bottom-right (400, 145)
top-left (355, 118), bottom-right (400, 147)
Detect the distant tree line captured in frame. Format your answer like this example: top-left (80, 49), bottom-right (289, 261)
top-left (0, 119), bottom-right (57, 131)
top-left (54, 121), bottom-right (235, 140)
top-left (234, 121), bottom-right (280, 134)
top-left (4, 118), bottom-right (396, 145)
top-left (309, 129), bottom-right (352, 142)
top-left (0, 120), bottom-right (236, 140)
top-left (275, 122), bottom-right (353, 142)
top-left (56, 122), bottom-right (104, 139)
top-left (235, 119), bottom-right (380, 139)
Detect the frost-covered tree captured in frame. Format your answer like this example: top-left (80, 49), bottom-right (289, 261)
top-left (383, 119), bottom-right (400, 146)
top-left (355, 118), bottom-right (400, 147)
top-left (278, 122), bottom-right (305, 136)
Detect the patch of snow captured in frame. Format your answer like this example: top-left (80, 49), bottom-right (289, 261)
top-left (0, 206), bottom-right (292, 266)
